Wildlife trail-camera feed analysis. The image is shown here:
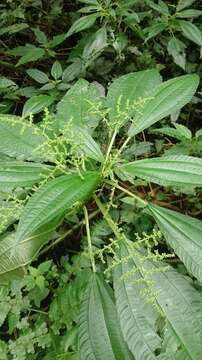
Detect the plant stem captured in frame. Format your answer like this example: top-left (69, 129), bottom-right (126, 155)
top-left (39, 209), bottom-right (100, 256)
top-left (102, 129), bottom-right (117, 172)
top-left (84, 206), bottom-right (96, 272)
top-left (118, 136), bottom-right (131, 155)
top-left (94, 194), bottom-right (121, 238)
top-left (106, 180), bottom-right (148, 206)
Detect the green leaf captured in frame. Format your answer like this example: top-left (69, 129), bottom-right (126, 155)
top-left (0, 224), bottom-right (58, 284)
top-left (56, 79), bottom-right (102, 131)
top-left (167, 37), bottom-right (186, 70)
top-left (75, 127), bottom-right (104, 162)
top-left (16, 46), bottom-right (45, 66)
top-left (114, 242), bottom-right (161, 359)
top-left (82, 27), bottom-right (107, 61)
top-left (16, 171), bottom-right (100, 242)
top-left (124, 243), bottom-right (202, 359)
top-left (0, 23), bottom-right (28, 36)
top-left (145, 23), bottom-right (166, 41)
top-left (66, 14), bottom-right (97, 38)
top-left (177, 9), bottom-right (202, 18)
top-left (180, 21), bottom-right (202, 46)
top-left (118, 155), bottom-right (202, 188)
top-left (148, 1), bottom-right (169, 14)
top-left (22, 95), bottom-right (55, 117)
top-left (62, 60), bottom-right (82, 82)
top-left (51, 61), bottom-right (63, 80)
top-left (177, 0), bottom-right (197, 11)
top-left (0, 161), bottom-right (53, 191)
top-left (33, 28), bottom-right (48, 45)
top-left (0, 115), bottom-right (54, 162)
top-left (148, 203), bottom-right (202, 281)
top-left (128, 74), bottom-right (199, 136)
top-left (152, 124), bottom-right (192, 141)
top-left (26, 69), bottom-right (49, 84)
top-left (79, 273), bottom-right (132, 360)
top-left (106, 69), bottom-right (162, 124)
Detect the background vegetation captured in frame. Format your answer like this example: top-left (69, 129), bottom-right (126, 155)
top-left (0, 1), bottom-right (202, 359)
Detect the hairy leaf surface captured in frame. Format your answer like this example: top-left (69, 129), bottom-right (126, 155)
top-left (79, 273), bottom-right (132, 360)
top-left (118, 155), bottom-right (202, 187)
top-left (128, 74), bottom-right (199, 136)
top-left (148, 203), bottom-right (202, 281)
top-left (16, 171), bottom-right (100, 242)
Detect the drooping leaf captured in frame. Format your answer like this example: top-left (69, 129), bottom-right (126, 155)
top-left (66, 14), bottom-right (97, 38)
top-left (118, 155), bottom-right (202, 188)
top-left (16, 171), bottom-right (100, 242)
top-left (114, 242), bottom-right (161, 359)
top-left (128, 74), bottom-right (199, 136)
top-left (147, 203), bottom-right (202, 281)
top-left (125, 243), bottom-right (202, 360)
top-left (106, 69), bottom-right (162, 124)
top-left (0, 115), bottom-right (55, 162)
top-left (0, 161), bottom-right (53, 191)
top-left (79, 273), bottom-right (132, 360)
top-left (82, 27), bottom-right (107, 61)
top-left (0, 223), bottom-right (58, 284)
top-left (56, 79), bottom-right (102, 131)
top-left (22, 95), bottom-right (55, 117)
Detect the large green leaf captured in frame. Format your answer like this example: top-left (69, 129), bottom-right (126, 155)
top-left (115, 241), bottom-right (202, 359)
top-left (66, 14), bottom-right (97, 38)
top-left (118, 155), bottom-right (202, 188)
top-left (0, 161), bottom-right (53, 191)
top-left (0, 220), bottom-right (58, 284)
top-left (16, 171), bottom-right (100, 242)
top-left (56, 79), bottom-right (102, 132)
top-left (74, 126), bottom-right (104, 163)
top-left (79, 273), bottom-right (132, 360)
top-left (128, 74), bottom-right (199, 136)
top-left (0, 115), bottom-right (55, 162)
top-left (114, 242), bottom-right (161, 359)
top-left (106, 69), bottom-right (162, 123)
top-left (147, 203), bottom-right (202, 281)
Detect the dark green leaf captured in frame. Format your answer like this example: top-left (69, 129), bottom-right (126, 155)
top-left (148, 203), bottom-right (202, 281)
top-left (22, 95), bottom-right (55, 117)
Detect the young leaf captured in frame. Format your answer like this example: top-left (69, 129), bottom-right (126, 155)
top-left (118, 155), bottom-right (202, 188)
top-left (0, 115), bottom-right (54, 162)
top-left (180, 21), bottom-right (202, 46)
top-left (16, 171), bottom-right (100, 242)
top-left (147, 203), bottom-right (202, 281)
top-left (114, 242), bottom-right (161, 359)
top-left (26, 69), bottom-right (49, 84)
top-left (79, 273), bottom-right (132, 360)
top-left (66, 14), bottom-right (97, 38)
top-left (128, 74), bottom-right (199, 136)
top-left (51, 61), bottom-right (63, 80)
top-left (106, 69), bottom-right (162, 123)
top-left (148, 1), bottom-right (169, 14)
top-left (75, 126), bottom-right (104, 163)
top-left (62, 60), bottom-right (82, 82)
top-left (22, 95), bottom-right (55, 118)
top-left (0, 161), bottom-right (53, 191)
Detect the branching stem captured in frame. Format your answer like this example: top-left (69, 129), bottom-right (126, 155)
top-left (106, 180), bottom-right (148, 207)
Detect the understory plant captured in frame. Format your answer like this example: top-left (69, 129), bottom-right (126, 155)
top-left (0, 68), bottom-right (202, 359)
